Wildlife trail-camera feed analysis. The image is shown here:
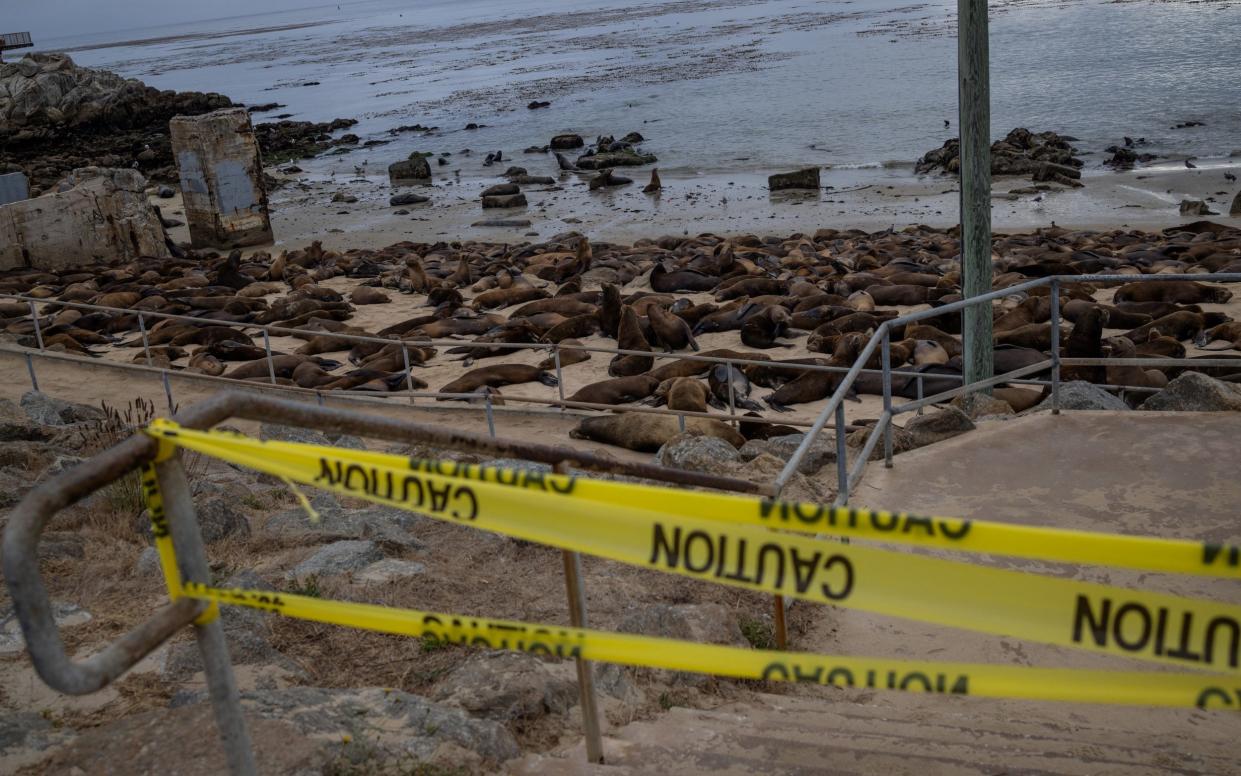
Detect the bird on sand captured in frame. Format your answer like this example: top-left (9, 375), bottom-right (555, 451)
top-left (1225, 172), bottom-right (1237, 182)
top-left (1185, 158), bottom-right (1198, 169)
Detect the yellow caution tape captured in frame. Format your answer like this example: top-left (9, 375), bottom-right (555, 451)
top-left (174, 580), bottom-right (1241, 710)
top-left (139, 463), bottom-right (218, 625)
top-left (143, 421), bottom-right (1241, 675)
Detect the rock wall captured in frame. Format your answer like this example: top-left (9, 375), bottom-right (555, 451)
top-left (0, 167), bottom-right (169, 271)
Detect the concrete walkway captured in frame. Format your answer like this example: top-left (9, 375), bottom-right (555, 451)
top-left (512, 411), bottom-right (1241, 775)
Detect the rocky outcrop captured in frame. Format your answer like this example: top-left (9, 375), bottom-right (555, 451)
top-left (655, 434), bottom-right (742, 472)
top-left (1032, 380), bottom-right (1129, 411)
top-left (1140, 372), bottom-right (1241, 412)
top-left (916, 128), bottom-right (1083, 183)
top-left (768, 167), bottom-right (820, 191)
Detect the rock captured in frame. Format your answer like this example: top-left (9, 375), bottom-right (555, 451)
top-left (620, 132), bottom-right (645, 144)
top-left (0, 711), bottom-right (73, 762)
top-left (502, 166), bottom-right (528, 178)
top-left (511, 175), bottom-right (555, 185)
top-left (0, 601), bottom-right (90, 654)
top-left (575, 150), bottom-right (657, 170)
top-left (617, 603), bottom-right (747, 686)
top-left (389, 192), bottom-right (429, 206)
top-left (197, 496), bottom-right (251, 542)
top-left (356, 558), bottom-right (426, 584)
top-left (901, 407), bottom-right (976, 448)
top-left (238, 686), bottom-right (520, 764)
top-left (527, 100), bottom-right (551, 110)
top-left (38, 532), bottom-right (85, 561)
top-left (554, 152), bottom-right (578, 171)
top-left (950, 391), bottom-right (1014, 420)
top-left (1140, 372), bottom-right (1241, 412)
top-left (157, 185), bottom-right (175, 198)
top-left (916, 128), bottom-right (1083, 181)
top-left (1032, 161), bottom-right (1081, 181)
top-left (739, 432), bottom-right (836, 474)
top-left (287, 540), bottom-right (383, 582)
top-left (19, 391), bottom-right (104, 426)
top-left (471, 218), bottom-right (533, 228)
top-left (482, 182), bottom-right (520, 197)
top-left (768, 167), bottom-right (820, 191)
top-left (135, 546), bottom-right (160, 576)
top-left (330, 191), bottom-right (357, 203)
top-left (1032, 380), bottom-right (1129, 411)
top-left (387, 156), bottom-right (431, 182)
top-left (432, 652), bottom-right (577, 722)
top-left (550, 134), bottom-right (583, 149)
top-left (655, 434), bottom-right (742, 473)
top-left (259, 422), bottom-right (363, 450)
top-left (1180, 199), bottom-right (1216, 216)
top-left (0, 398), bottom-right (52, 442)
top-left (1230, 191), bottom-right (1241, 216)
top-left (42, 454), bottom-right (85, 478)
top-left (481, 193), bottom-right (527, 209)
top-left (262, 494), bottom-right (425, 549)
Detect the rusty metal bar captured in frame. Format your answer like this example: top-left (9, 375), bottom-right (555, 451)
top-left (401, 344), bottom-right (415, 404)
top-left (155, 457), bottom-right (255, 775)
top-left (138, 313), bottom-right (153, 367)
top-left (162, 370), bottom-right (175, 413)
top-left (262, 330), bottom-right (276, 385)
top-left (773, 596), bottom-right (788, 650)
top-left (25, 351), bottom-right (38, 391)
top-left (27, 300), bottom-right (44, 350)
top-left (1050, 279), bottom-right (1061, 415)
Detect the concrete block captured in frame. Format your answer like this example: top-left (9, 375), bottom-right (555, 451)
top-left (170, 107), bottom-right (272, 248)
top-left (0, 167), bottom-right (168, 271)
top-left (0, 172), bottom-right (28, 206)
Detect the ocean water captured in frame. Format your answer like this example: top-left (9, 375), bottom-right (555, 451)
top-left (35, 0), bottom-right (1241, 179)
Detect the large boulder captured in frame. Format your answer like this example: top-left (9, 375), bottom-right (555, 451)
top-left (286, 540), bottom-right (383, 582)
top-left (388, 155), bottom-right (431, 182)
top-left (655, 434), bottom-right (742, 473)
top-left (260, 494), bottom-right (425, 549)
top-left (739, 432), bottom-right (835, 474)
top-left (549, 134), bottom-right (584, 149)
top-left (1139, 372), bottom-right (1241, 412)
top-left (1032, 380), bottom-right (1129, 412)
top-left (768, 167), bottom-right (820, 191)
top-left (19, 391), bottom-right (104, 426)
top-left (574, 150), bottom-right (657, 170)
top-left (259, 422), bottom-right (363, 450)
top-left (901, 406), bottom-right (975, 448)
top-left (432, 652), bottom-right (578, 722)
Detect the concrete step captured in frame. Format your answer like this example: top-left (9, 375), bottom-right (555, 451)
top-left (508, 690), bottom-right (1241, 775)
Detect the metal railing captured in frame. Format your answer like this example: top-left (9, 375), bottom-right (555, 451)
top-left (771, 273), bottom-right (1241, 505)
top-left (2, 392), bottom-right (787, 773)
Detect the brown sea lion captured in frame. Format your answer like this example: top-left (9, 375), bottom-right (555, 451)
top-left (1196, 322), bottom-right (1241, 350)
top-left (510, 298), bottom-right (598, 318)
top-left (904, 324), bottom-right (963, 358)
top-left (707, 364), bottom-right (764, 411)
top-left (1113, 280), bottom-right (1232, 305)
top-left (567, 374), bottom-right (660, 405)
top-left (187, 350), bottom-right (225, 376)
top-left (741, 306), bottom-right (793, 349)
top-left (650, 261), bottom-right (717, 293)
top-left (715, 277), bottom-right (785, 301)
top-left (350, 286), bottom-right (391, 305)
top-left (993, 323), bottom-right (1057, 350)
top-left (569, 414), bottom-right (744, 452)
top-left (992, 386), bottom-right (1046, 413)
top-left (647, 349), bottom-right (762, 381)
top-left (1061, 305), bottom-right (1107, 383)
top-left (437, 364), bottom-right (558, 398)
top-left (472, 286), bottom-right (550, 311)
top-left (1124, 311), bottom-right (1207, 343)
top-left (1102, 336), bottom-right (1168, 389)
top-left (223, 354), bottom-right (327, 380)
top-left (648, 303), bottom-right (700, 352)
top-left (913, 340), bottom-right (949, 366)
top-left (656, 377), bottom-right (712, 412)
top-left (538, 339), bottom-right (592, 369)
top-left (764, 332), bottom-right (868, 411)
top-left (609, 306), bottom-right (653, 377)
top-left (542, 314), bottom-right (600, 344)
top-left (599, 284), bottom-right (622, 338)
top-left (415, 316), bottom-right (505, 338)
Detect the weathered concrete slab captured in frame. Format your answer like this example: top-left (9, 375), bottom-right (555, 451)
top-left (0, 167), bottom-right (168, 271)
top-left (0, 172), bottom-right (28, 206)
top-left (170, 107), bottom-right (272, 248)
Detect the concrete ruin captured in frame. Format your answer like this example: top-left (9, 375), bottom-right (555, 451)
top-left (0, 172), bottom-right (28, 205)
top-left (0, 167), bottom-right (168, 271)
top-left (169, 107), bottom-right (272, 248)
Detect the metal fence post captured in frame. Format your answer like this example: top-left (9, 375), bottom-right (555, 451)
top-left (484, 393), bottom-right (496, 438)
top-left (401, 345), bottom-right (415, 404)
top-left (262, 330), bottom-right (276, 385)
top-left (25, 352), bottom-right (38, 391)
top-left (1050, 278), bottom-right (1061, 415)
top-left (138, 313), bottom-right (153, 366)
top-left (553, 345), bottom-right (565, 411)
top-left (834, 402), bottom-right (848, 502)
top-left (555, 462), bottom-right (604, 765)
top-left (162, 371), bottom-right (175, 414)
top-left (881, 328), bottom-right (893, 468)
top-left (28, 301), bottom-right (44, 351)
top-left (916, 374), bottom-right (925, 416)
top-left (154, 457), bottom-right (257, 776)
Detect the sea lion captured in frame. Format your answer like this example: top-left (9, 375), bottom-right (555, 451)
top-left (567, 374), bottom-right (659, 405)
top-left (707, 364), bottom-right (764, 411)
top-left (693, 298), bottom-right (756, 334)
top-left (570, 414), bottom-right (744, 452)
top-left (646, 348), bottom-right (761, 381)
top-left (437, 364), bottom-right (558, 398)
top-left (223, 354), bottom-right (333, 381)
top-left (1196, 322), bottom-right (1241, 351)
top-left (538, 339), bottom-right (592, 369)
top-left (1124, 311), bottom-right (1207, 343)
top-left (993, 323), bottom-right (1057, 350)
top-left (1061, 305), bottom-right (1107, 383)
top-left (648, 303), bottom-right (700, 352)
top-left (715, 277), bottom-right (785, 301)
top-left (654, 377), bottom-right (712, 412)
top-left (510, 298), bottom-right (598, 318)
top-left (350, 286), bottom-right (391, 305)
top-left (764, 332), bottom-right (868, 411)
top-left (739, 412), bottom-right (800, 441)
top-left (187, 350), bottom-right (224, 376)
top-left (650, 262), bottom-right (717, 293)
top-left (542, 314), bottom-right (600, 344)
top-left (913, 340), bottom-right (949, 366)
top-left (904, 324), bottom-right (963, 359)
top-left (1113, 280), bottom-right (1232, 305)
top-left (599, 284), bottom-right (622, 338)
top-left (1102, 336), bottom-right (1168, 389)
top-left (472, 286), bottom-right (549, 311)
top-left (992, 386), bottom-right (1046, 413)
top-left (741, 306), bottom-right (793, 349)
top-left (608, 306), bottom-right (654, 377)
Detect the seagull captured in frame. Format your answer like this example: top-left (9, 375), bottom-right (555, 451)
top-left (943, 119), bottom-right (950, 128)
top-left (1226, 172), bottom-right (1237, 182)
top-left (1185, 158), bottom-right (1197, 169)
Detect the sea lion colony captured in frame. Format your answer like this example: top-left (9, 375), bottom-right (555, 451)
top-left (1, 222), bottom-right (1239, 452)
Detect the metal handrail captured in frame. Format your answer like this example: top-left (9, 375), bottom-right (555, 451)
top-left (774, 272), bottom-right (1241, 500)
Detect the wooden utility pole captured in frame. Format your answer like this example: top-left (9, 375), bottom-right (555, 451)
top-left (957, 0), bottom-right (993, 390)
